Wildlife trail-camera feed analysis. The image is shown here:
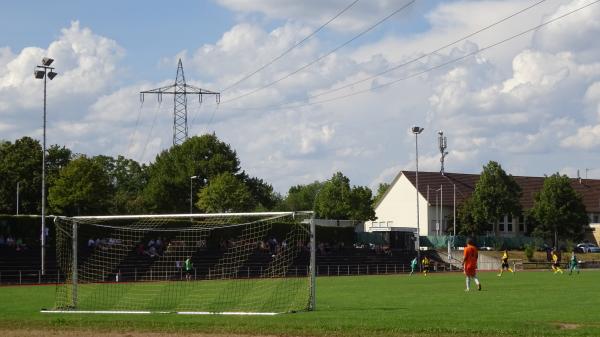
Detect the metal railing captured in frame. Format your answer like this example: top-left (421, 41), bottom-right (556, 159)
top-left (3, 260), bottom-right (598, 286)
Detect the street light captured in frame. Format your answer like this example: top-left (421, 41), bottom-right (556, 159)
top-left (190, 176), bottom-right (199, 215)
top-left (34, 57), bottom-right (58, 276)
top-left (16, 182), bottom-right (20, 215)
top-left (412, 126), bottom-right (424, 262)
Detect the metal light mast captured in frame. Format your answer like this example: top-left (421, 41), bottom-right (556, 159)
top-left (140, 59), bottom-right (220, 146)
top-left (438, 131), bottom-right (448, 175)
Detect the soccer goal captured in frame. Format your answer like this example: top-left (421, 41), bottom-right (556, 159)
top-left (49, 211), bottom-right (315, 315)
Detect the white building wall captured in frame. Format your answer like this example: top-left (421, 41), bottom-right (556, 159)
top-left (366, 174), bottom-right (429, 236)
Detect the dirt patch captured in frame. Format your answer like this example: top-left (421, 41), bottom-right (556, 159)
top-left (0, 329), bottom-right (280, 337)
top-left (557, 323), bottom-right (581, 330)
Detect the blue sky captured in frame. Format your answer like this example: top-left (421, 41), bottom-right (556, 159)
top-left (1, 0), bottom-right (600, 193)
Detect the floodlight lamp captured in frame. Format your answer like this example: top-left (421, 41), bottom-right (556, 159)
top-left (412, 126), bottom-right (424, 134)
top-left (34, 70), bottom-right (45, 79)
top-left (190, 176), bottom-right (198, 179)
top-left (42, 57), bottom-right (54, 66)
top-left (47, 71), bottom-right (57, 80)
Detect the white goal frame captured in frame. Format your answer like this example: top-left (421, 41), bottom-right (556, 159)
top-left (46, 211), bottom-right (316, 315)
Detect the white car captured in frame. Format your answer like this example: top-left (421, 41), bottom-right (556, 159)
top-left (576, 243), bottom-right (600, 253)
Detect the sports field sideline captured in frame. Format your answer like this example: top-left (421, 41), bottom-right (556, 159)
top-left (1, 270), bottom-right (599, 337)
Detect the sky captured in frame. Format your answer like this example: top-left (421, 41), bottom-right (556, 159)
top-left (1, 0), bottom-right (600, 194)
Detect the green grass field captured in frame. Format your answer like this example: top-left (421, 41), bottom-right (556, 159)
top-left (1, 270), bottom-right (599, 336)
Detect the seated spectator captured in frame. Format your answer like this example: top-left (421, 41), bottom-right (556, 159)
top-left (15, 238), bottom-right (24, 252)
top-left (145, 245), bottom-right (158, 258)
top-left (6, 235), bottom-right (15, 247)
top-left (148, 239), bottom-right (155, 248)
top-left (0, 235), bottom-right (5, 247)
top-left (87, 238), bottom-right (95, 248)
top-left (136, 243), bottom-right (145, 255)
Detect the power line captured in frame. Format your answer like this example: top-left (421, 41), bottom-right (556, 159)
top-left (221, 0), bottom-right (598, 112)
top-left (220, 0), bottom-right (417, 105)
top-left (221, 0), bottom-right (361, 93)
top-left (304, 0), bottom-right (549, 102)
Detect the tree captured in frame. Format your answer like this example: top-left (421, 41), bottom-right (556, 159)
top-left (46, 144), bottom-right (73, 185)
top-left (349, 185), bottom-right (376, 221)
top-left (0, 137), bottom-right (42, 214)
top-left (143, 134), bottom-right (241, 213)
top-left (48, 155), bottom-right (112, 215)
top-left (284, 181), bottom-right (323, 211)
top-left (196, 172), bottom-right (255, 212)
top-left (458, 161), bottom-right (522, 236)
top-left (529, 173), bottom-right (588, 247)
top-left (314, 172), bottom-right (375, 221)
top-left (243, 176), bottom-right (279, 211)
top-left (372, 183), bottom-right (390, 206)
top-left (314, 172), bottom-right (352, 219)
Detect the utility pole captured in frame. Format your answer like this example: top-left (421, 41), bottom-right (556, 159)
top-left (140, 59), bottom-right (220, 146)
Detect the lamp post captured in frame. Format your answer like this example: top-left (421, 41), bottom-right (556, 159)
top-left (190, 176), bottom-right (199, 215)
top-left (34, 57), bottom-right (57, 276)
top-left (412, 126), bottom-right (424, 261)
top-left (16, 182), bottom-right (20, 215)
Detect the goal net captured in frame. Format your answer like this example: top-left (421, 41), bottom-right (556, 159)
top-left (52, 211), bottom-right (315, 314)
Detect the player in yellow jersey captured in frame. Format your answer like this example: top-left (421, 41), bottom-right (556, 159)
top-left (421, 256), bottom-right (430, 276)
top-left (497, 250), bottom-right (514, 276)
top-left (551, 250), bottom-right (563, 274)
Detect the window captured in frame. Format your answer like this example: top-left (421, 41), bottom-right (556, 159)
top-left (594, 214), bottom-right (599, 223)
top-left (507, 216), bottom-right (513, 232)
top-left (518, 216), bottom-right (525, 232)
top-left (498, 217), bottom-right (505, 232)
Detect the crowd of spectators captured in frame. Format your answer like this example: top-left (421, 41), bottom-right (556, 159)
top-left (0, 235), bottom-right (27, 252)
top-left (87, 237), bottom-right (122, 252)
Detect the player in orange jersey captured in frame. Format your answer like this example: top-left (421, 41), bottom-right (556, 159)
top-left (463, 238), bottom-right (481, 291)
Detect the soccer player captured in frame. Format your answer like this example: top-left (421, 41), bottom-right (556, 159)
top-left (551, 250), bottom-right (563, 274)
top-left (410, 257), bottom-right (418, 276)
top-left (463, 238), bottom-right (481, 291)
top-left (497, 249), bottom-right (514, 276)
top-left (421, 256), bottom-right (430, 276)
top-left (184, 256), bottom-right (193, 281)
top-left (568, 251), bottom-right (580, 275)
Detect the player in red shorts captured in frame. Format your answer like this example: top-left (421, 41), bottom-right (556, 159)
top-left (463, 238), bottom-right (481, 291)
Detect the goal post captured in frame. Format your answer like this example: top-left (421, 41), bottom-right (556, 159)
top-left (51, 211), bottom-right (315, 314)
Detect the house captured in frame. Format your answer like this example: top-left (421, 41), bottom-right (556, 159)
top-left (366, 171), bottom-right (600, 243)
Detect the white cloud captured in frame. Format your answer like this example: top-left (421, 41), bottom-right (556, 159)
top-left (216, 0), bottom-right (419, 32)
top-left (4, 0), bottom-right (600, 195)
top-left (561, 124), bottom-right (600, 149)
top-left (0, 20), bottom-right (126, 155)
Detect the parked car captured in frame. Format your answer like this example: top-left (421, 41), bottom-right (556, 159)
top-left (576, 243), bottom-right (600, 253)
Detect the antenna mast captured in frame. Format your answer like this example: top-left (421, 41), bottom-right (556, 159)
top-left (438, 131), bottom-right (448, 175)
top-left (140, 59), bottom-right (220, 146)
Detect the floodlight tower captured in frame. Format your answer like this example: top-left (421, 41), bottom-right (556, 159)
top-left (438, 131), bottom-right (448, 175)
top-left (34, 57), bottom-right (58, 276)
top-left (140, 59), bottom-right (220, 146)
top-left (412, 126), bottom-right (424, 261)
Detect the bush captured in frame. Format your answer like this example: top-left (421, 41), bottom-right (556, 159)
top-left (565, 239), bottom-right (575, 253)
top-left (524, 243), bottom-right (535, 261)
top-left (493, 237), bottom-right (505, 251)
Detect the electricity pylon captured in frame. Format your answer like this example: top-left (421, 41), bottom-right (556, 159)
top-left (140, 59), bottom-right (220, 146)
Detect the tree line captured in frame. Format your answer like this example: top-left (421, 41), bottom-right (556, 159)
top-left (457, 161), bottom-right (589, 246)
top-left (0, 134), bottom-right (377, 220)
